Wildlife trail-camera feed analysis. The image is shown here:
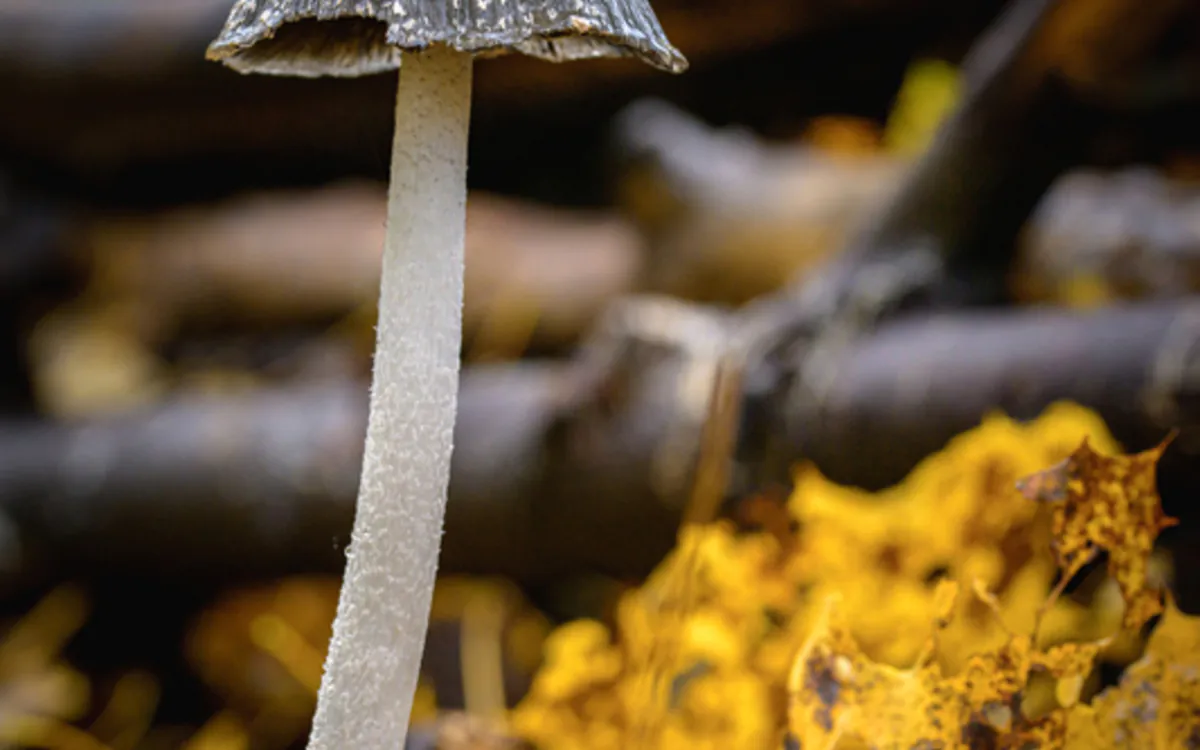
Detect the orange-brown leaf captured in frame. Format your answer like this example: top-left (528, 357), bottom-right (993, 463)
top-left (1016, 436), bottom-right (1178, 629)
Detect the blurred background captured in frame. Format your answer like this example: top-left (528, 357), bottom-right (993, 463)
top-left (2, 0), bottom-right (1200, 747)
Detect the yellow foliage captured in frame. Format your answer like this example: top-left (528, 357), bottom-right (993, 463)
top-left (511, 402), bottom-right (1189, 750)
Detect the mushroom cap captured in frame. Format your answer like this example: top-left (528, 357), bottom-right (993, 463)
top-left (207, 0), bottom-right (687, 77)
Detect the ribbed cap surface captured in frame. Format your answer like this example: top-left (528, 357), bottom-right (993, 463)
top-left (207, 0), bottom-right (687, 77)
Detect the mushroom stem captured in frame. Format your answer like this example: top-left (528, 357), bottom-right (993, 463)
top-left (307, 46), bottom-right (473, 750)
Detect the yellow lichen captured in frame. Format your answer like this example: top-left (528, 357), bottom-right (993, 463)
top-left (511, 402), bottom-right (1176, 750)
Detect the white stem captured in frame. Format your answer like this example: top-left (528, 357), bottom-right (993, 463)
top-left (307, 46), bottom-right (472, 750)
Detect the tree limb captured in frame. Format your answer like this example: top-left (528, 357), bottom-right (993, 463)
top-left (2, 300), bottom-right (1199, 589)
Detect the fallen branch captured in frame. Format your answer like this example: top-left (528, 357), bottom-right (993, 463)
top-left (782, 301), bottom-right (1200, 490)
top-left (2, 300), bottom-right (1199, 588)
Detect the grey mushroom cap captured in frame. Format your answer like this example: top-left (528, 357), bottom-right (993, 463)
top-left (207, 0), bottom-right (687, 77)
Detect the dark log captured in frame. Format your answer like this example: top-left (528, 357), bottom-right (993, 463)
top-left (0, 294), bottom-right (730, 588)
top-left (0, 367), bottom-right (571, 588)
top-left (0, 381), bottom-right (368, 586)
top-left (786, 301), bottom-right (1200, 491)
top-left (2, 300), bottom-right (1200, 590)
top-left (0, 295), bottom-right (725, 588)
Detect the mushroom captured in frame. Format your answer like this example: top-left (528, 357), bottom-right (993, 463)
top-left (204, 2), bottom-right (686, 748)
